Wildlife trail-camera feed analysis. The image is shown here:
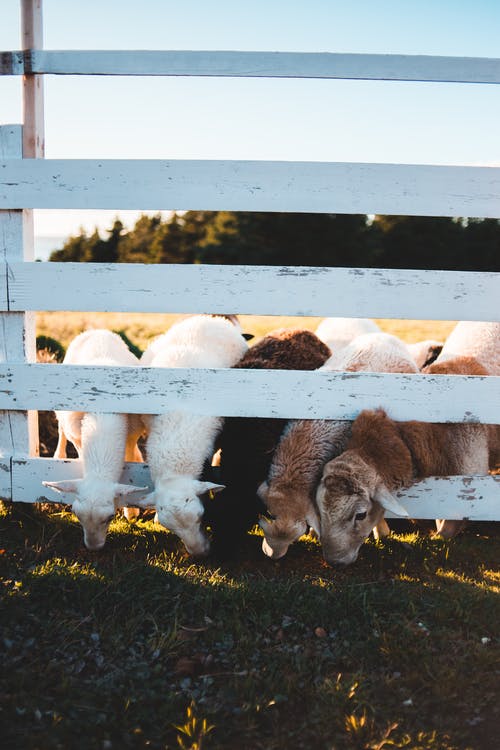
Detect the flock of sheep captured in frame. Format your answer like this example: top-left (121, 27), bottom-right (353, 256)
top-left (42, 316), bottom-right (500, 566)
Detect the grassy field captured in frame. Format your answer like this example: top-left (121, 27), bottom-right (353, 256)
top-left (36, 312), bottom-right (456, 353)
top-left (3, 314), bottom-right (497, 749)
top-left (1, 504), bottom-right (498, 750)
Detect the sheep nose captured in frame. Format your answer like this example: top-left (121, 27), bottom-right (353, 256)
top-left (85, 539), bottom-right (106, 552)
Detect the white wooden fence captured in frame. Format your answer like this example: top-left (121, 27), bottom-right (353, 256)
top-left (1, 0), bottom-right (499, 521)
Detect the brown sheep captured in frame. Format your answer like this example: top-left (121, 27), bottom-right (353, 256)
top-left (205, 328), bottom-right (331, 558)
top-left (316, 396), bottom-right (496, 565)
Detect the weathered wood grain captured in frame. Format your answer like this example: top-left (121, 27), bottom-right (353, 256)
top-left (3, 261), bottom-right (499, 320)
top-left (21, 0), bottom-right (45, 158)
top-left (1, 50), bottom-right (498, 84)
top-left (1, 363), bottom-right (499, 423)
top-left (1, 159), bottom-right (499, 218)
top-left (0, 125), bottom-right (38, 463)
top-left (12, 457), bottom-right (500, 521)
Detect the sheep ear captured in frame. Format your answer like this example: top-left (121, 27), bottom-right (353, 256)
top-left (306, 508), bottom-right (321, 537)
top-left (115, 483), bottom-right (149, 497)
top-left (196, 481), bottom-right (225, 497)
top-left (43, 479), bottom-right (81, 495)
top-left (257, 481), bottom-right (269, 501)
top-left (373, 486), bottom-right (409, 517)
top-left (129, 491), bottom-right (157, 510)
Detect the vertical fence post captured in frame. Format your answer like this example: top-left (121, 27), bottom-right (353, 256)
top-left (0, 0), bottom-right (43, 502)
top-left (21, 0), bottom-right (45, 158)
top-left (0, 127), bottom-right (40, 503)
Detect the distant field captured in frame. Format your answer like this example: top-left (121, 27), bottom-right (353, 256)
top-left (36, 312), bottom-right (456, 353)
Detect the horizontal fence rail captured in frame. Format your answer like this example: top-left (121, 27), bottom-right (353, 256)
top-left (2, 457), bottom-right (499, 521)
top-left (1, 159), bottom-right (500, 218)
top-left (2, 50), bottom-right (500, 84)
top-left (1, 363), bottom-right (500, 422)
top-left (2, 262), bottom-right (500, 320)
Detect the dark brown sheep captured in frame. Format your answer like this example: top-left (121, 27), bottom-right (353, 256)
top-left (205, 328), bottom-right (331, 558)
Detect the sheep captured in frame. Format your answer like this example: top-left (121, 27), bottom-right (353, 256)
top-left (324, 332), bottom-right (419, 373)
top-left (315, 317), bottom-right (380, 352)
top-left (42, 329), bottom-right (147, 550)
top-left (430, 321), bottom-right (500, 375)
top-left (140, 314), bottom-right (251, 366)
top-left (258, 419), bottom-right (352, 559)
top-left (205, 328), bottom-right (331, 558)
top-left (423, 352), bottom-right (500, 537)
top-left (258, 330), bottom-right (419, 559)
top-left (422, 321), bottom-right (500, 535)
top-left (135, 315), bottom-right (249, 557)
top-left (315, 394), bottom-right (497, 565)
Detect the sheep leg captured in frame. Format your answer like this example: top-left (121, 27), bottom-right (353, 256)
top-left (372, 518), bottom-right (391, 540)
top-left (53, 426), bottom-right (68, 459)
top-left (121, 434), bottom-right (143, 521)
top-left (434, 519), bottom-right (467, 538)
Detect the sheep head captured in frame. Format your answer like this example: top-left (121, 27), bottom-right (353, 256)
top-left (315, 454), bottom-right (408, 566)
top-left (134, 476), bottom-right (225, 557)
top-left (42, 477), bottom-right (148, 550)
top-left (257, 481), bottom-right (320, 560)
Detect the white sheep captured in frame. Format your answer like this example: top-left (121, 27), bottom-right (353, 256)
top-left (258, 331), bottom-right (420, 559)
top-left (315, 317), bottom-right (380, 352)
top-left (140, 314), bottom-right (250, 366)
top-left (324, 332), bottom-right (419, 373)
top-left (136, 315), bottom-right (249, 556)
top-left (433, 321), bottom-right (500, 374)
top-left (43, 329), bottom-right (147, 550)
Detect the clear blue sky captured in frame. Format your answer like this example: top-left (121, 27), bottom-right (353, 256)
top-left (1, 0), bottom-right (500, 240)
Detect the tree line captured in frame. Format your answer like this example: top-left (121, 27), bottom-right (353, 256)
top-left (49, 212), bottom-right (500, 271)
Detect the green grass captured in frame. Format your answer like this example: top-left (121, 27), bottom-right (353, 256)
top-left (1, 503), bottom-right (498, 750)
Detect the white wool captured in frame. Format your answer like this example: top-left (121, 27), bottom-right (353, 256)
top-left (141, 314), bottom-right (247, 366)
top-left (322, 332), bottom-right (419, 374)
top-left (315, 317), bottom-right (380, 352)
top-left (436, 321), bottom-right (500, 374)
top-left (47, 329), bottom-right (145, 550)
top-left (143, 315), bottom-right (248, 555)
top-left (62, 328), bottom-right (139, 367)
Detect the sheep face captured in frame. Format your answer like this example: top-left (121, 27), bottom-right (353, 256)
top-left (258, 483), bottom-right (320, 559)
top-left (144, 478), bottom-right (224, 557)
top-left (42, 477), bottom-right (148, 551)
top-left (315, 456), bottom-right (408, 566)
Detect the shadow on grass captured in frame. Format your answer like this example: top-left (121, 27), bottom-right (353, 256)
top-left (1, 503), bottom-right (499, 750)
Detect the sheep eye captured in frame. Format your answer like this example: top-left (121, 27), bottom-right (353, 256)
top-left (355, 511), bottom-right (367, 522)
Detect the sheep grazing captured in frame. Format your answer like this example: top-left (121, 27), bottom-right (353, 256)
top-left (258, 330), bottom-right (419, 559)
top-left (205, 328), bottom-right (331, 558)
top-left (258, 420), bottom-right (352, 559)
top-left (316, 399), bottom-right (496, 565)
top-left (43, 329), bottom-right (147, 550)
top-left (136, 315), bottom-right (249, 557)
top-left (315, 317), bottom-right (380, 352)
top-left (430, 321), bottom-right (500, 375)
top-left (325, 332), bottom-right (419, 373)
